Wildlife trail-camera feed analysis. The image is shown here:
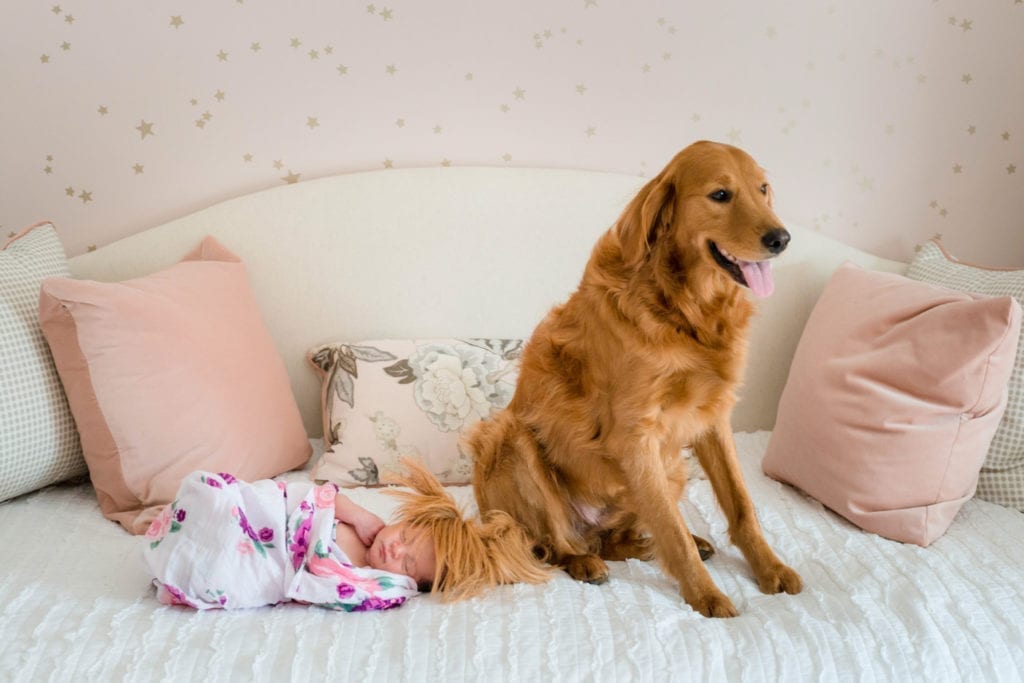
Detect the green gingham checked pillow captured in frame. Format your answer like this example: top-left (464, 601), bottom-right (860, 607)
top-left (907, 239), bottom-right (1024, 510)
top-left (1, 223), bottom-right (85, 501)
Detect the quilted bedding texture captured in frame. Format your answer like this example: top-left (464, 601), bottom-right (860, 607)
top-left (2, 432), bottom-right (1023, 682)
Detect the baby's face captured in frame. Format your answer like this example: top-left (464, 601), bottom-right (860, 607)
top-left (367, 522), bottom-right (436, 586)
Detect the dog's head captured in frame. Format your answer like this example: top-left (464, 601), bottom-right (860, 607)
top-left (617, 140), bottom-right (789, 298)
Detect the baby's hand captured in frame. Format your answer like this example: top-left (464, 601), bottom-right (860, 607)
top-left (353, 510), bottom-right (385, 546)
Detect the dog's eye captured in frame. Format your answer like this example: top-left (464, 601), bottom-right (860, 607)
top-left (759, 183), bottom-right (769, 195)
top-left (708, 189), bottom-right (732, 203)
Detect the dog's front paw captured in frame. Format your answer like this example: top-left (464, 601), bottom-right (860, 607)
top-left (684, 588), bottom-right (738, 618)
top-left (563, 554), bottom-right (609, 584)
top-left (756, 562), bottom-right (802, 595)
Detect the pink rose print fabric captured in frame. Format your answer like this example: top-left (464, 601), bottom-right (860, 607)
top-left (143, 472), bottom-right (417, 611)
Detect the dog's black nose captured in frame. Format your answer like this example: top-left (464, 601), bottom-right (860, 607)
top-left (762, 228), bottom-right (790, 254)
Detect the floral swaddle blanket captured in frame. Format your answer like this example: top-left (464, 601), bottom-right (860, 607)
top-left (144, 472), bottom-right (418, 611)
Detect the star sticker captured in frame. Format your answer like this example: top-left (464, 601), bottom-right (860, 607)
top-left (502, 153), bottom-right (512, 163)
top-left (960, 19), bottom-right (972, 32)
top-left (1003, 131), bottom-right (1011, 141)
top-left (136, 120), bottom-right (155, 139)
top-left (952, 163), bottom-right (963, 173)
top-left (433, 125), bottom-right (442, 134)
top-left (170, 16), bottom-right (184, 29)
top-left (396, 118), bottom-right (405, 127)
top-left (766, 26), bottom-right (777, 39)
top-left (290, 38), bottom-right (302, 48)
top-left (87, 245), bottom-right (97, 252)
top-left (380, 8), bottom-right (393, 20)
top-left (366, 4), bottom-right (377, 14)
top-left (251, 42), bottom-right (261, 52)
top-left (243, 154), bottom-right (253, 163)
top-left (576, 83), bottom-right (587, 94)
top-left (65, 187), bottom-right (75, 196)
top-left (195, 118), bottom-right (207, 129)
top-left (97, 105), bottom-right (108, 115)
top-left (60, 42), bottom-right (71, 51)
top-left (214, 90), bottom-right (225, 102)
top-left (78, 190), bottom-right (93, 203)
top-left (308, 49), bottom-right (319, 60)
top-left (726, 127), bottom-right (742, 143)
top-left (916, 74), bottom-right (927, 85)
top-left (40, 54), bottom-right (50, 64)
top-left (513, 87), bottom-right (526, 99)
top-left (64, 14), bottom-right (74, 24)
top-left (382, 159), bottom-right (394, 169)
top-left (641, 63), bottom-right (651, 73)
top-left (691, 113), bottom-right (701, 122)
top-left (202, 111), bottom-right (212, 121)
top-left (217, 50), bottom-right (229, 62)
top-left (385, 64), bottom-right (397, 75)
top-left (273, 160), bottom-right (284, 170)
top-left (44, 165), bottom-right (52, 174)
top-left (324, 46), bottom-right (334, 55)
top-left (938, 208), bottom-right (948, 217)
top-left (499, 104), bottom-right (510, 113)
top-left (51, 6), bottom-right (61, 14)
top-left (133, 163), bottom-right (144, 174)
top-left (441, 159), bottom-right (452, 167)
top-left (584, 0), bottom-right (597, 8)
top-left (282, 170), bottom-right (301, 184)
top-left (967, 125), bottom-right (976, 135)
top-left (465, 72), bottom-right (474, 80)
top-left (585, 126), bottom-right (596, 137)
top-left (336, 64), bottom-right (349, 76)
top-left (306, 116), bottom-right (319, 129)
top-left (961, 73), bottom-right (972, 84)
top-left (1009, 164), bottom-right (1017, 175)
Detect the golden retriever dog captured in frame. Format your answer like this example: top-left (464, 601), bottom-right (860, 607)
top-left (465, 141), bottom-right (802, 618)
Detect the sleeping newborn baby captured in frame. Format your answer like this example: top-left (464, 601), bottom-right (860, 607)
top-left (144, 458), bottom-right (548, 611)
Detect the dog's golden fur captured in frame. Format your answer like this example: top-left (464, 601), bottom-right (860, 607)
top-left (465, 141), bottom-right (802, 617)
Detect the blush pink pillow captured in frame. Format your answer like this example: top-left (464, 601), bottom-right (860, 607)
top-left (39, 237), bottom-right (311, 534)
top-left (762, 263), bottom-right (1022, 546)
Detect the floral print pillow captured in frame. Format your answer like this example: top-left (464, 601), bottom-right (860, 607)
top-left (307, 338), bottom-right (522, 487)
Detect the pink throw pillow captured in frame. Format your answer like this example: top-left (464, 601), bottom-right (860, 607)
top-left (762, 263), bottom-right (1021, 546)
top-left (39, 236), bottom-right (311, 534)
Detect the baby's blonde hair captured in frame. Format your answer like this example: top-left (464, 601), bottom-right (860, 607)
top-left (383, 458), bottom-right (550, 602)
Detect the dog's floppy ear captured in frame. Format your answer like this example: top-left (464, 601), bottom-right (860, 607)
top-left (617, 174), bottom-right (675, 269)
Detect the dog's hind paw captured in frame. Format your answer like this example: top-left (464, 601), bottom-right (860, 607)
top-left (563, 554), bottom-right (609, 584)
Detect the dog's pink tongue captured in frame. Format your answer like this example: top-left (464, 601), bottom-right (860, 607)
top-left (739, 260), bottom-right (774, 298)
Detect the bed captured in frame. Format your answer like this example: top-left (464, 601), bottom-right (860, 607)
top-left (3, 166), bottom-right (1023, 681)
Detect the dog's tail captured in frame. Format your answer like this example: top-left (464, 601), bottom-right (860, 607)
top-left (384, 457), bottom-right (550, 602)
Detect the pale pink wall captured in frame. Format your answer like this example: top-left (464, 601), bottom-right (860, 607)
top-left (1, 1), bottom-right (1021, 265)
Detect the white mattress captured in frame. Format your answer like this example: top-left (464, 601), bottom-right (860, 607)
top-left (3, 432), bottom-right (1023, 681)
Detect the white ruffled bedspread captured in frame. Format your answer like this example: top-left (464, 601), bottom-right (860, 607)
top-left (2, 432), bottom-right (1023, 682)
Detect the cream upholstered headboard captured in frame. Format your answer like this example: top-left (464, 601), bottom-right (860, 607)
top-left (67, 166), bottom-right (906, 436)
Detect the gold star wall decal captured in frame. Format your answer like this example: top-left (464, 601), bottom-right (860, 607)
top-left (433, 125), bottom-right (442, 134)
top-left (44, 165), bottom-right (53, 174)
top-left (273, 160), bottom-right (283, 170)
top-left (1003, 131), bottom-right (1011, 141)
top-left (64, 14), bottom-right (74, 24)
top-left (217, 50), bottom-right (229, 62)
top-left (51, 5), bottom-right (61, 14)
top-left (337, 64), bottom-right (348, 75)
top-left (78, 190), bottom-right (93, 203)
top-left (308, 49), bottom-right (319, 60)
top-left (502, 153), bottom-right (512, 163)
top-left (967, 125), bottom-right (976, 134)
top-left (243, 153), bottom-right (253, 163)
top-left (441, 159), bottom-right (452, 167)
top-left (282, 170), bottom-right (301, 183)
top-left (65, 187), bottom-right (74, 196)
top-left (98, 105), bottom-right (108, 115)
top-left (60, 42), bottom-right (71, 51)
top-left (584, 0), bottom-right (597, 8)
top-left (513, 87), bottom-right (526, 99)
top-left (367, 4), bottom-right (377, 14)
top-left (465, 72), bottom-right (473, 80)
top-left (87, 245), bottom-right (97, 252)
top-left (170, 16), bottom-right (184, 29)
top-left (960, 19), bottom-right (973, 31)
top-left (324, 45), bottom-right (333, 55)
top-left (133, 163), bottom-right (144, 174)
top-left (136, 120), bottom-right (155, 139)
top-left (40, 54), bottom-right (50, 64)
top-left (953, 163), bottom-right (963, 173)
top-left (290, 38), bottom-right (302, 48)
top-left (385, 64), bottom-right (397, 75)
top-left (215, 90), bottom-right (226, 102)
top-left (962, 73), bottom-right (972, 84)
top-left (585, 126), bottom-right (596, 137)
top-left (251, 42), bottom-right (261, 52)
top-left (380, 8), bottom-right (393, 20)
top-left (306, 116), bottom-right (319, 129)
top-left (576, 83), bottom-right (587, 94)
top-left (1009, 164), bottom-right (1017, 174)
top-left (395, 118), bottom-right (405, 127)
top-left (382, 159), bottom-right (393, 168)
